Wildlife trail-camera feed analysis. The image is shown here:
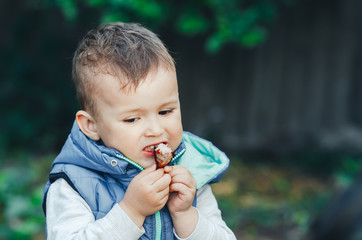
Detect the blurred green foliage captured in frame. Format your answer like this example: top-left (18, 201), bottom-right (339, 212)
top-left (212, 158), bottom-right (362, 239)
top-left (0, 154), bottom-right (53, 239)
top-left (0, 0), bottom-right (294, 154)
top-left (50, 0), bottom-right (293, 52)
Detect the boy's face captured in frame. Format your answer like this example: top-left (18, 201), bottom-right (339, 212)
top-left (90, 66), bottom-right (183, 168)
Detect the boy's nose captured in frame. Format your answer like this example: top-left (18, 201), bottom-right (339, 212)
top-left (144, 118), bottom-right (164, 137)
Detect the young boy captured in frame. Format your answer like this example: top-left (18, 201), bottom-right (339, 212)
top-left (42, 22), bottom-right (236, 240)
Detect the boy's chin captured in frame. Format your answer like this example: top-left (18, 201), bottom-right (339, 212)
top-left (137, 160), bottom-right (156, 169)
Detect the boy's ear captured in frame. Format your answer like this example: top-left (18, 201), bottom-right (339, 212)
top-left (76, 110), bottom-right (101, 141)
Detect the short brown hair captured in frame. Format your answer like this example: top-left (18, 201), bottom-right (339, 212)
top-left (72, 22), bottom-right (175, 116)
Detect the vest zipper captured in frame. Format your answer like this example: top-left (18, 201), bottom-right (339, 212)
top-left (155, 211), bottom-right (162, 240)
top-left (170, 148), bottom-right (186, 164)
top-left (115, 153), bottom-right (163, 240)
top-left (115, 153), bottom-right (144, 170)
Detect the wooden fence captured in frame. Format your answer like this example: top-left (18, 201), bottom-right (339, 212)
top-left (165, 0), bottom-right (362, 154)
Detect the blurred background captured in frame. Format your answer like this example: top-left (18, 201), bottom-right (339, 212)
top-left (1, 0), bottom-right (362, 239)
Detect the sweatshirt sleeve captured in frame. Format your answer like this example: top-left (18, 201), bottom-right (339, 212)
top-left (174, 184), bottom-right (236, 240)
top-left (46, 178), bottom-right (145, 240)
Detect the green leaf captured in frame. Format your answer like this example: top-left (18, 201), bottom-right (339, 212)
top-left (55, 0), bottom-right (78, 21)
top-left (176, 11), bottom-right (209, 35)
top-left (130, 0), bottom-right (164, 20)
top-left (87, 0), bottom-right (107, 7)
top-left (240, 27), bottom-right (266, 47)
top-left (5, 195), bottom-right (30, 219)
top-left (101, 11), bottom-right (129, 24)
top-left (13, 219), bottom-right (43, 236)
top-left (205, 34), bottom-right (225, 54)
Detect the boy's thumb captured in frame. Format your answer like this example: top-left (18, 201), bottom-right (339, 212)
top-left (140, 164), bottom-right (156, 174)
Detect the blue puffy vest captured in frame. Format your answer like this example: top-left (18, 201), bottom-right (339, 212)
top-left (42, 121), bottom-right (230, 240)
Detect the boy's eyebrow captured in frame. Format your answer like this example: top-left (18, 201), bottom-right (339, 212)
top-left (120, 99), bottom-right (179, 114)
top-left (119, 107), bottom-right (144, 115)
top-left (160, 99), bottom-right (179, 107)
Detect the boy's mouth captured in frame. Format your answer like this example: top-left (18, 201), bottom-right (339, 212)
top-left (144, 145), bottom-right (156, 151)
top-left (143, 142), bottom-right (167, 152)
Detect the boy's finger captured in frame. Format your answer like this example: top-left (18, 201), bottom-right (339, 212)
top-left (137, 164), bottom-right (156, 178)
top-left (159, 189), bottom-right (170, 205)
top-left (169, 182), bottom-right (191, 194)
top-left (144, 168), bottom-right (166, 184)
top-left (170, 174), bottom-right (196, 188)
top-left (166, 166), bottom-right (192, 179)
top-left (164, 166), bottom-right (173, 173)
top-left (164, 165), bottom-right (183, 177)
top-left (153, 174), bottom-right (171, 191)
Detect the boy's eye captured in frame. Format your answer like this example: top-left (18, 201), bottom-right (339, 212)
top-left (159, 109), bottom-right (173, 115)
top-left (123, 117), bottom-right (138, 123)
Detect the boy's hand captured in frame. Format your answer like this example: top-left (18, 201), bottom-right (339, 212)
top-left (164, 165), bottom-right (197, 214)
top-left (119, 165), bottom-right (171, 228)
top-left (164, 165), bottom-right (198, 238)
